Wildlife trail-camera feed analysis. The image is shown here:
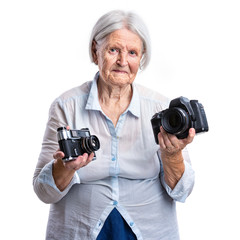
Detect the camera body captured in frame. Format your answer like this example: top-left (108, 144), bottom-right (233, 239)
top-left (57, 127), bottom-right (100, 161)
top-left (151, 96), bottom-right (209, 143)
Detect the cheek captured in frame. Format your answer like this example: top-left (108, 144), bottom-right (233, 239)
top-left (99, 56), bottom-right (116, 72)
top-left (129, 59), bottom-right (141, 73)
top-left (98, 59), bottom-right (113, 81)
top-left (100, 59), bottom-right (110, 73)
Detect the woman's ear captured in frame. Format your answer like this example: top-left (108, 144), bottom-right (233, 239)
top-left (91, 40), bottom-right (98, 65)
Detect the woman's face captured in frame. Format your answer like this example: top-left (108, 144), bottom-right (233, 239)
top-left (93, 28), bottom-right (143, 88)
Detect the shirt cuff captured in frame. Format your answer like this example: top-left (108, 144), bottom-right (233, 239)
top-left (161, 161), bottom-right (195, 203)
top-left (36, 160), bottom-right (80, 203)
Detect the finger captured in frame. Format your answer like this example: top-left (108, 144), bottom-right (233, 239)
top-left (86, 152), bottom-right (94, 163)
top-left (166, 132), bottom-right (179, 148)
top-left (64, 153), bottom-right (89, 170)
top-left (79, 153), bottom-right (89, 166)
top-left (160, 127), bottom-right (174, 149)
top-left (76, 152), bottom-right (94, 168)
top-left (185, 128), bottom-right (195, 144)
top-left (158, 131), bottom-right (166, 149)
top-left (53, 150), bottom-right (65, 160)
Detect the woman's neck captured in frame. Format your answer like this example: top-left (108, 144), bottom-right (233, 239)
top-left (97, 78), bottom-right (133, 126)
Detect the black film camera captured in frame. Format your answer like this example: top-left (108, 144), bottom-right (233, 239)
top-left (151, 96), bottom-right (209, 143)
top-left (57, 127), bottom-right (100, 161)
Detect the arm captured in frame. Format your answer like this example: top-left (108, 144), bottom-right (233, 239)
top-left (53, 150), bottom-right (94, 191)
top-left (158, 127), bottom-right (195, 202)
top-left (33, 100), bottom-right (93, 203)
top-left (33, 148), bottom-right (93, 204)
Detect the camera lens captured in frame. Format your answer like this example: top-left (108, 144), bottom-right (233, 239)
top-left (80, 135), bottom-right (100, 154)
top-left (162, 107), bottom-right (190, 136)
top-left (168, 113), bottom-right (181, 128)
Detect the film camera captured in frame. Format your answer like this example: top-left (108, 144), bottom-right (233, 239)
top-left (151, 96), bottom-right (209, 143)
top-left (57, 127), bottom-right (100, 161)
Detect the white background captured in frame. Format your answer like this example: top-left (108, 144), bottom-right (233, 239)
top-left (1, 0), bottom-right (240, 239)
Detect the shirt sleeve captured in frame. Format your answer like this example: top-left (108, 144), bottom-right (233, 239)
top-left (34, 160), bottom-right (80, 204)
top-left (33, 98), bottom-right (80, 204)
top-left (158, 148), bottom-right (195, 203)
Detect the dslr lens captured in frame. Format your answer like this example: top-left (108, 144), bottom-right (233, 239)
top-left (168, 112), bottom-right (181, 128)
top-left (162, 107), bottom-right (190, 136)
top-left (80, 135), bottom-right (100, 154)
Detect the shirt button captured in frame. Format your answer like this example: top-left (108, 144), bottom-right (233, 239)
top-left (113, 200), bottom-right (118, 206)
top-left (129, 222), bottom-right (134, 227)
top-left (112, 157), bottom-right (116, 161)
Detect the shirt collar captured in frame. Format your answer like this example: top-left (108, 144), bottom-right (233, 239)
top-left (85, 72), bottom-right (140, 118)
top-left (85, 72), bottom-right (102, 111)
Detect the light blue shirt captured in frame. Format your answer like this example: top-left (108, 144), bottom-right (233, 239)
top-left (33, 72), bottom-right (195, 240)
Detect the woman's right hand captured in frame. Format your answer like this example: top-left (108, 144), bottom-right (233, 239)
top-left (52, 150), bottom-right (94, 191)
top-left (53, 150), bottom-right (94, 171)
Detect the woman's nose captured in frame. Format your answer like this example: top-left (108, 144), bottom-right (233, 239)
top-left (117, 52), bottom-right (128, 66)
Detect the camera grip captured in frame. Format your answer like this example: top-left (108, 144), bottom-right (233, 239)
top-left (58, 139), bottom-right (76, 161)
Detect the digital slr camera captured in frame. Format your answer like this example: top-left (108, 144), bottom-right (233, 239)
top-left (151, 96), bottom-right (209, 143)
top-left (57, 127), bottom-right (100, 161)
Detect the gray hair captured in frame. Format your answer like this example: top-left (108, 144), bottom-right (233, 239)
top-left (89, 10), bottom-right (151, 70)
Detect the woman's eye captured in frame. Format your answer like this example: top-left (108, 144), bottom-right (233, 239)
top-left (129, 50), bottom-right (136, 56)
top-left (109, 48), bottom-right (118, 53)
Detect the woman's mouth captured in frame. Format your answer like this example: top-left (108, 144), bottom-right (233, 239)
top-left (112, 69), bottom-right (128, 74)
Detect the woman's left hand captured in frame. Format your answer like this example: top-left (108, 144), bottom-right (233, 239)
top-left (158, 127), bottom-right (195, 189)
top-left (158, 127), bottom-right (195, 157)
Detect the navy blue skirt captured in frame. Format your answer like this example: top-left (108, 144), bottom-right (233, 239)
top-left (96, 208), bottom-right (137, 240)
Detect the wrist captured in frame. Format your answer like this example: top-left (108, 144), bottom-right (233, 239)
top-left (161, 150), bottom-right (183, 164)
top-left (161, 151), bottom-right (185, 189)
top-left (53, 159), bottom-right (75, 191)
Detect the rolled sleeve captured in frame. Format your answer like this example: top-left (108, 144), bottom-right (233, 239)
top-left (161, 161), bottom-right (195, 203)
top-left (158, 147), bottom-right (195, 203)
top-left (34, 160), bottom-right (80, 204)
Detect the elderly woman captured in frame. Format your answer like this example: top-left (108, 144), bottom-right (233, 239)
top-left (33, 10), bottom-right (195, 240)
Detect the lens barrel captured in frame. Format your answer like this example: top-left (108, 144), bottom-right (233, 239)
top-left (161, 107), bottom-right (190, 137)
top-left (80, 135), bottom-right (100, 154)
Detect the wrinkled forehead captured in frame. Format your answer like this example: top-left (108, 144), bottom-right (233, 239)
top-left (98, 28), bottom-right (144, 52)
